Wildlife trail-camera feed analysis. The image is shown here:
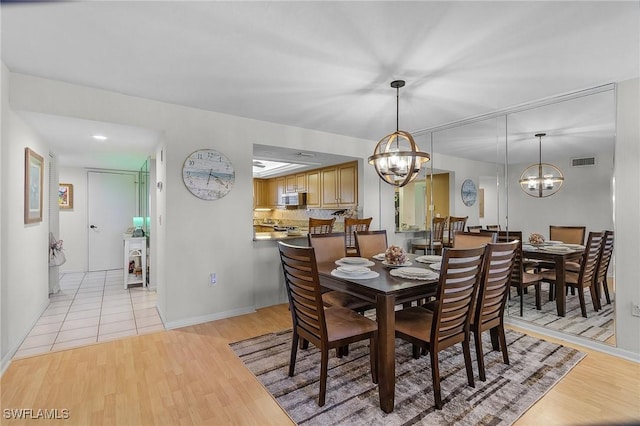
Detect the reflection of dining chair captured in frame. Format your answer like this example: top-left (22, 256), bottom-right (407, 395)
top-left (446, 216), bottom-right (468, 248)
top-left (354, 230), bottom-right (387, 259)
top-left (452, 231), bottom-right (496, 248)
top-left (549, 225), bottom-right (586, 244)
top-left (308, 217), bottom-right (336, 234)
top-left (485, 224), bottom-right (501, 231)
top-left (308, 232), bottom-right (371, 311)
top-left (471, 241), bottom-right (518, 381)
top-left (467, 225), bottom-right (483, 233)
top-left (277, 242), bottom-right (378, 407)
top-left (541, 231), bottom-right (604, 318)
top-left (344, 217), bottom-right (372, 256)
top-left (410, 216), bottom-right (446, 254)
top-left (506, 231), bottom-right (545, 316)
top-left (594, 230), bottom-right (614, 309)
top-left (395, 246), bottom-right (486, 409)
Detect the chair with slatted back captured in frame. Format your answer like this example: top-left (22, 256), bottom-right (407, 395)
top-left (471, 241), bottom-right (518, 381)
top-left (277, 242), bottom-right (378, 407)
top-left (467, 225), bottom-right (483, 233)
top-left (308, 217), bottom-right (336, 235)
top-left (549, 225), bottom-right (586, 245)
top-left (504, 231), bottom-right (546, 316)
top-left (594, 230), bottom-right (614, 309)
top-left (344, 217), bottom-right (372, 256)
top-left (354, 230), bottom-right (387, 259)
top-left (395, 246), bottom-right (486, 409)
top-left (541, 231), bottom-right (604, 318)
top-left (445, 216), bottom-right (468, 248)
top-left (308, 233), bottom-right (371, 311)
top-left (452, 231), bottom-right (496, 248)
top-left (411, 216), bottom-right (447, 254)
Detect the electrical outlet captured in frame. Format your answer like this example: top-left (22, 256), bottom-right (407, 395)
top-left (632, 304), bottom-right (640, 317)
top-left (209, 273), bottom-right (217, 287)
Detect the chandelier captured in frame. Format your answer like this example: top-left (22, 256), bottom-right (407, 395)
top-left (368, 80), bottom-right (430, 188)
top-left (519, 133), bottom-right (564, 197)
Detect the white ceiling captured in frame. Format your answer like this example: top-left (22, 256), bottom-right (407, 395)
top-left (2, 1), bottom-right (638, 171)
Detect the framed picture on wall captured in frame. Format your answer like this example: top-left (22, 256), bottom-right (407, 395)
top-left (59, 183), bottom-right (74, 210)
top-left (24, 147), bottom-right (44, 224)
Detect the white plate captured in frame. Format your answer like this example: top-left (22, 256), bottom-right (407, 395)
top-left (337, 265), bottom-right (371, 275)
top-left (429, 263), bottom-right (442, 271)
top-left (372, 253), bottom-right (386, 261)
top-left (390, 268), bottom-right (439, 281)
top-left (561, 244), bottom-right (585, 250)
top-left (542, 246), bottom-right (573, 253)
top-left (339, 257), bottom-right (370, 265)
top-left (546, 240), bottom-right (563, 245)
top-left (331, 269), bottom-right (379, 279)
top-left (335, 259), bottom-right (375, 267)
top-left (382, 261), bottom-right (412, 268)
top-left (416, 255), bottom-right (442, 263)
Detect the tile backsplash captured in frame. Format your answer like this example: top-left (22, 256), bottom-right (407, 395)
top-left (253, 207), bottom-right (362, 229)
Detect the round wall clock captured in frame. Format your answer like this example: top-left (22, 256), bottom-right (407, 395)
top-left (182, 149), bottom-right (235, 200)
top-left (461, 179), bottom-right (477, 207)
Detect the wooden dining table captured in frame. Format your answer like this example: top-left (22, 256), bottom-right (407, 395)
top-left (521, 245), bottom-right (584, 316)
top-left (316, 254), bottom-right (439, 413)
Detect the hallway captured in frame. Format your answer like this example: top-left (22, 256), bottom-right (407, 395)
top-left (14, 269), bottom-right (163, 359)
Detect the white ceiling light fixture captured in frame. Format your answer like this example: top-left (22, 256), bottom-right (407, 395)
top-left (368, 80), bottom-right (430, 188)
top-left (519, 133), bottom-right (564, 197)
top-left (92, 134), bottom-right (108, 141)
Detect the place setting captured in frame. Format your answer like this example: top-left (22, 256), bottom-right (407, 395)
top-left (334, 256), bottom-right (375, 267)
top-left (330, 264), bottom-right (379, 279)
top-left (414, 254), bottom-right (442, 264)
top-left (390, 267), bottom-right (439, 281)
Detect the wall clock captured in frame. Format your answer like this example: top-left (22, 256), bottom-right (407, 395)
top-left (461, 179), bottom-right (477, 207)
top-left (182, 149), bottom-right (235, 200)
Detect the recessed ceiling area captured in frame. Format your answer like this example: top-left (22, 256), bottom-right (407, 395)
top-left (253, 144), bottom-right (357, 178)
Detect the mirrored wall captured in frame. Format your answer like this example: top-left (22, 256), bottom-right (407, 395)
top-left (409, 85), bottom-right (616, 346)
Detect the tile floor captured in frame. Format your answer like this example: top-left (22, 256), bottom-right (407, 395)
top-left (14, 269), bottom-right (164, 359)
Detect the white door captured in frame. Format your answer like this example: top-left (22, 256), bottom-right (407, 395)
top-left (88, 171), bottom-right (137, 271)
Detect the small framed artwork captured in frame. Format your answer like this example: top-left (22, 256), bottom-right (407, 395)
top-left (59, 183), bottom-right (74, 210)
top-left (24, 147), bottom-right (44, 224)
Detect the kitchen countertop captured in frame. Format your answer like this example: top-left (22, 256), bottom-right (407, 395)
top-left (253, 231), bottom-right (309, 242)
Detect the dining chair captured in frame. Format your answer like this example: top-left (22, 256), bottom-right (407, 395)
top-left (308, 232), bottom-right (371, 311)
top-left (467, 225), bottom-right (483, 233)
top-left (344, 217), bottom-right (372, 256)
top-left (471, 241), bottom-right (518, 381)
top-left (395, 246), bottom-right (486, 409)
top-left (549, 225), bottom-right (586, 245)
top-left (308, 217), bottom-right (336, 234)
top-left (445, 216), bottom-right (468, 248)
top-left (277, 242), bottom-right (378, 407)
top-left (485, 225), bottom-right (501, 231)
top-left (452, 231), bottom-right (496, 248)
top-left (505, 231), bottom-right (545, 316)
top-left (594, 230), bottom-right (614, 309)
top-left (354, 230), bottom-right (387, 259)
top-left (410, 216), bottom-right (446, 254)
top-left (541, 231), bottom-right (604, 318)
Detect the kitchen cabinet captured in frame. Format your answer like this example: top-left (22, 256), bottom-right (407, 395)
top-left (124, 236), bottom-right (147, 289)
top-left (320, 161), bottom-right (357, 208)
top-left (253, 178), bottom-right (269, 208)
top-left (306, 170), bottom-right (321, 207)
top-left (267, 177), bottom-right (286, 206)
top-left (285, 173), bottom-right (306, 193)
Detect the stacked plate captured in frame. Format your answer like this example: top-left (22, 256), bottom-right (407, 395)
top-left (390, 267), bottom-right (439, 281)
top-left (337, 265), bottom-right (370, 275)
top-left (372, 253), bottom-right (386, 261)
top-left (541, 245), bottom-right (573, 253)
top-left (331, 265), bottom-right (379, 279)
top-left (335, 257), bottom-right (375, 267)
top-left (415, 255), bottom-right (442, 264)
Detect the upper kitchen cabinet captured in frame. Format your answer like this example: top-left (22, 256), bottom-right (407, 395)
top-left (253, 178), bottom-right (269, 209)
top-left (285, 173), bottom-right (306, 193)
top-left (306, 170), bottom-right (321, 208)
top-left (320, 161), bottom-right (358, 208)
top-left (267, 177), bottom-right (285, 206)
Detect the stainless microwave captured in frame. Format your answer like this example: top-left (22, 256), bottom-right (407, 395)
top-left (281, 192), bottom-right (307, 207)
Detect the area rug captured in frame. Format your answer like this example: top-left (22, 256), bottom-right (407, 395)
top-left (230, 329), bottom-right (585, 425)
top-left (506, 286), bottom-right (614, 342)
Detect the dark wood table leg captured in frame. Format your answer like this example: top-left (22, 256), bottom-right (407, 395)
top-left (555, 256), bottom-right (566, 316)
top-left (377, 294), bottom-right (395, 413)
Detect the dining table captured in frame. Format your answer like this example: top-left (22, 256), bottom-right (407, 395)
top-left (316, 253), bottom-right (439, 413)
top-left (521, 244), bottom-right (584, 316)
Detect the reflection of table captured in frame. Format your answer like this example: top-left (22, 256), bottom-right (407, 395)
top-left (316, 254), bottom-right (438, 413)
top-left (521, 247), bottom-right (583, 316)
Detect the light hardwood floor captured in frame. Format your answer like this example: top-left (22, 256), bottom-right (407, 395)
top-left (2, 304), bottom-right (638, 425)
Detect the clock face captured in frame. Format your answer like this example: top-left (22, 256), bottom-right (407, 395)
top-left (461, 179), bottom-right (477, 207)
top-left (182, 149), bottom-right (235, 200)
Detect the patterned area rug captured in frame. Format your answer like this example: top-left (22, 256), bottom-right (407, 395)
top-left (506, 286), bottom-right (614, 342)
top-left (230, 329), bottom-right (585, 425)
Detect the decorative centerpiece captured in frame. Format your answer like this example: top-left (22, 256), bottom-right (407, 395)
top-left (385, 245), bottom-right (407, 265)
top-left (528, 233), bottom-right (545, 245)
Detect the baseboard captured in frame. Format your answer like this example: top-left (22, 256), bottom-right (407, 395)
top-left (163, 306), bottom-right (257, 330)
top-left (505, 316), bottom-right (640, 363)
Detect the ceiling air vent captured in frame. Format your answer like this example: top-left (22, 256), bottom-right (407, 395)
top-left (571, 157), bottom-right (596, 167)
